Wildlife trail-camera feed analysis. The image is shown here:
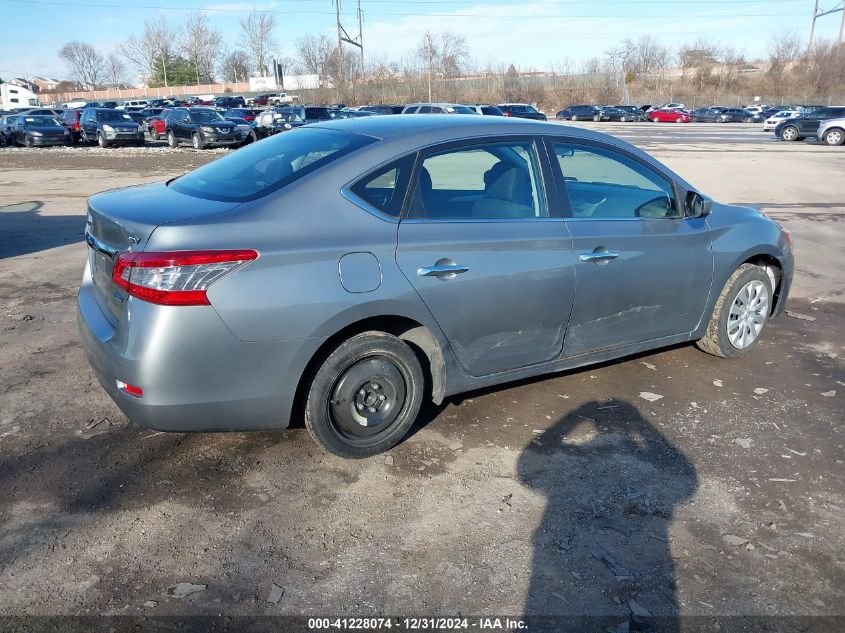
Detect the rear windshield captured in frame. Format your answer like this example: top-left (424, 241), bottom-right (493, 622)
top-left (169, 128), bottom-right (374, 202)
top-left (304, 107), bottom-right (331, 120)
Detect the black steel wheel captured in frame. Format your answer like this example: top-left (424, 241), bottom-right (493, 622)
top-left (305, 332), bottom-right (424, 458)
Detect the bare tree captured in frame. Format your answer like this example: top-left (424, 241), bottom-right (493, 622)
top-left (179, 12), bottom-right (223, 84)
top-left (767, 30), bottom-right (802, 84)
top-left (678, 38), bottom-right (721, 91)
top-left (803, 39), bottom-right (845, 95)
top-left (58, 41), bottom-right (104, 90)
top-left (105, 53), bottom-right (127, 88)
top-left (415, 31), bottom-right (468, 101)
top-left (121, 17), bottom-right (176, 87)
top-left (219, 49), bottom-right (251, 83)
top-left (240, 11), bottom-right (276, 77)
top-left (296, 33), bottom-right (334, 78)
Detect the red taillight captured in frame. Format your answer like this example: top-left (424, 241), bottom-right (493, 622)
top-left (117, 380), bottom-right (143, 397)
top-left (112, 249), bottom-right (258, 306)
top-left (504, 112), bottom-right (511, 117)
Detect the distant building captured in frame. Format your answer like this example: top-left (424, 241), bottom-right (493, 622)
top-left (31, 76), bottom-right (61, 92)
top-left (8, 77), bottom-right (37, 92)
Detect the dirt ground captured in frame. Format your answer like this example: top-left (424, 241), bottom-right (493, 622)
top-left (0, 126), bottom-right (843, 631)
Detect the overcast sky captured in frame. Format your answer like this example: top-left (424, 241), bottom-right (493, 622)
top-left (0, 0), bottom-right (841, 81)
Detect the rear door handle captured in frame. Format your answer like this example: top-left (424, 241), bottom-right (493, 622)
top-left (580, 251), bottom-right (619, 263)
top-left (417, 264), bottom-right (470, 277)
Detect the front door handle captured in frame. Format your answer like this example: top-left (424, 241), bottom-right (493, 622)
top-left (417, 264), bottom-right (470, 278)
top-left (580, 251), bottom-right (619, 263)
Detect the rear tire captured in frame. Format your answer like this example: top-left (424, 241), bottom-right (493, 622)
top-left (304, 332), bottom-right (424, 458)
top-left (696, 264), bottom-right (773, 359)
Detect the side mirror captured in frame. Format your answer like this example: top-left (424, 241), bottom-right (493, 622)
top-left (686, 191), bottom-right (712, 218)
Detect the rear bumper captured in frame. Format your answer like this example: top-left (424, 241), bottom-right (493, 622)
top-left (77, 262), bottom-right (323, 431)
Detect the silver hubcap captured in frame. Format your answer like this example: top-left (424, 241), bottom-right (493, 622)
top-left (727, 280), bottom-right (769, 349)
top-left (783, 128), bottom-right (797, 140)
top-left (827, 130), bottom-right (842, 145)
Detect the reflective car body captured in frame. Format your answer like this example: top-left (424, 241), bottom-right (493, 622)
top-left (14, 115), bottom-right (71, 146)
top-left (648, 108), bottom-right (692, 123)
top-left (78, 116), bottom-right (793, 445)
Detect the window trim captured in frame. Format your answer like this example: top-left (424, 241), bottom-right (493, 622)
top-left (542, 136), bottom-right (685, 221)
top-left (400, 135), bottom-right (559, 223)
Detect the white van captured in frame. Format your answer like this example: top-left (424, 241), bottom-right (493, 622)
top-left (1, 83), bottom-right (42, 110)
top-left (117, 99), bottom-right (149, 110)
top-left (59, 98), bottom-right (88, 109)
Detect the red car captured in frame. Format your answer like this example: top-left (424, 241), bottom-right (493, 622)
top-left (648, 108), bottom-right (691, 123)
top-left (148, 108), bottom-right (172, 140)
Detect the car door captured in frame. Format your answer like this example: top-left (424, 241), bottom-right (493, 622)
top-left (175, 110), bottom-right (191, 140)
top-left (80, 109), bottom-right (95, 139)
top-left (547, 139), bottom-right (713, 356)
top-left (395, 137), bottom-right (576, 377)
top-left (799, 109), bottom-right (828, 134)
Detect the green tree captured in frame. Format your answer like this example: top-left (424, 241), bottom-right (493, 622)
top-left (148, 55), bottom-right (198, 87)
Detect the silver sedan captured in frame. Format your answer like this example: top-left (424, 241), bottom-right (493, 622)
top-left (78, 116), bottom-right (794, 457)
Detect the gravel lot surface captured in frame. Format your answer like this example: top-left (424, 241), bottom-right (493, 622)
top-left (0, 124), bottom-right (842, 630)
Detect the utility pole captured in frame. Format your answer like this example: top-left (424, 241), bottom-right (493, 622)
top-left (357, 0), bottom-right (364, 78)
top-left (332, 0), bottom-right (365, 90)
top-left (424, 31), bottom-right (434, 102)
top-left (808, 0), bottom-right (820, 54)
top-left (808, 0), bottom-right (845, 52)
top-left (335, 0), bottom-right (343, 95)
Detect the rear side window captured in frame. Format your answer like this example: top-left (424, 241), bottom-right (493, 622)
top-left (552, 142), bottom-right (677, 219)
top-left (348, 156), bottom-right (414, 218)
top-left (169, 128), bottom-right (374, 202)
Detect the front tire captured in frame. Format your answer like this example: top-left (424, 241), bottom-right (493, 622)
top-left (167, 130), bottom-right (178, 148)
top-left (192, 132), bottom-right (204, 150)
top-left (822, 128), bottom-right (845, 146)
top-left (696, 264), bottom-right (773, 359)
top-left (780, 125), bottom-right (800, 141)
top-left (97, 132), bottom-right (108, 148)
top-left (305, 332), bottom-right (424, 458)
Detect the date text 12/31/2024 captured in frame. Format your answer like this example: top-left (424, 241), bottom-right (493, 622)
top-left (308, 618), bottom-right (528, 630)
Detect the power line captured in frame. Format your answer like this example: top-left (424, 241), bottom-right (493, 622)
top-left (0, 0), bottom-right (810, 18)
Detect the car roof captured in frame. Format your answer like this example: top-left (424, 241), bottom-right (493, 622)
top-left (312, 113), bottom-right (605, 142)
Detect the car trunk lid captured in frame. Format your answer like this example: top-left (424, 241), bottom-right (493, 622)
top-left (85, 181), bottom-right (241, 324)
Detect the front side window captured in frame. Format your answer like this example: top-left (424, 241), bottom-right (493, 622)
top-left (169, 128), bottom-right (374, 202)
top-left (552, 142), bottom-right (678, 219)
top-left (408, 141), bottom-right (546, 220)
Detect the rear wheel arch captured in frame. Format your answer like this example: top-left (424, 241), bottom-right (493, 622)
top-left (292, 315), bottom-right (447, 428)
